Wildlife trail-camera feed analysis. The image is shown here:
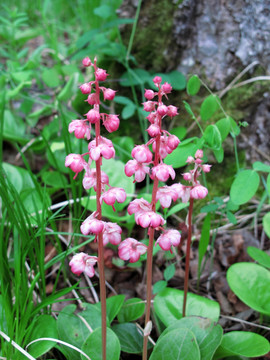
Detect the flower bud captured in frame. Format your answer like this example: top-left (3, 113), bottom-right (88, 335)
top-left (103, 115), bottom-right (119, 133)
top-left (96, 68), bottom-right (108, 81)
top-left (144, 89), bottom-right (155, 100)
top-left (82, 57), bottom-right (92, 67)
top-left (87, 93), bottom-right (98, 105)
top-left (190, 185), bottom-right (208, 199)
top-left (157, 105), bottom-right (168, 116)
top-left (86, 109), bottom-right (100, 123)
top-left (80, 83), bottom-right (91, 94)
top-left (167, 105), bottom-right (178, 117)
top-left (103, 88), bottom-right (116, 101)
top-left (161, 82), bottom-right (172, 94)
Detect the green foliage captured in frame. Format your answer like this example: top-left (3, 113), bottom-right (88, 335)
top-left (227, 262), bottom-right (270, 315)
top-left (230, 169), bottom-right (260, 205)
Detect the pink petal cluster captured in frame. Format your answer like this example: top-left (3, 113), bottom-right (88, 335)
top-left (125, 160), bottom-right (150, 182)
top-left (156, 230), bottom-right (181, 251)
top-left (118, 238), bottom-right (147, 263)
top-left (69, 253), bottom-right (97, 278)
top-left (151, 163), bottom-right (175, 182)
top-left (135, 210), bottom-right (165, 228)
top-left (82, 169), bottom-right (109, 191)
top-left (65, 154), bottom-right (88, 178)
top-left (81, 216), bottom-right (104, 235)
top-left (100, 187), bottom-right (126, 206)
top-left (103, 222), bottom-right (122, 246)
top-left (88, 136), bottom-right (115, 161)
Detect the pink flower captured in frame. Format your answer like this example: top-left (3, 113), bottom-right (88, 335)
top-left (118, 238), bottom-right (147, 263)
top-left (167, 105), bottom-right (178, 117)
top-left (146, 112), bottom-right (157, 124)
top-left (80, 216), bottom-right (105, 235)
top-left (144, 89), bottom-right (155, 100)
top-left (127, 198), bottom-right (152, 215)
top-left (147, 124), bottom-right (160, 137)
top-left (69, 253), bottom-right (98, 277)
top-left (182, 172), bottom-right (192, 181)
top-left (202, 164), bottom-right (211, 173)
top-left (100, 187), bottom-right (126, 206)
top-left (103, 222), bottom-right (122, 246)
top-left (82, 169), bottom-right (109, 191)
top-left (88, 136), bottom-right (115, 161)
top-left (153, 76), bottom-right (162, 85)
top-left (195, 149), bottom-right (203, 159)
top-left (161, 82), bottom-right (172, 94)
top-left (131, 145), bottom-right (152, 163)
top-left (103, 88), bottom-right (116, 101)
top-left (80, 83), bottom-right (91, 94)
top-left (143, 101), bottom-right (156, 112)
top-left (171, 183), bottom-right (186, 199)
top-left (82, 57), bottom-right (92, 67)
top-left (151, 163), bottom-right (175, 182)
top-left (68, 120), bottom-right (91, 140)
top-left (103, 114), bottom-right (119, 133)
top-left (156, 230), bottom-right (181, 251)
top-left (135, 210), bottom-right (165, 228)
top-left (65, 154), bottom-right (87, 177)
top-left (95, 68), bottom-right (108, 81)
top-left (87, 93), bottom-right (98, 105)
top-left (125, 160), bottom-right (150, 182)
top-left (156, 185), bottom-right (178, 208)
top-left (86, 109), bottom-right (100, 123)
top-left (157, 105), bottom-right (168, 116)
top-left (190, 185), bottom-right (208, 199)
top-left (186, 156), bottom-right (195, 164)
top-left (167, 134), bottom-right (180, 150)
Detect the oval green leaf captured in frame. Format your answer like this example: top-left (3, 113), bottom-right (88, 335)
top-left (81, 327), bottom-right (120, 360)
top-left (187, 75), bottom-right (201, 95)
top-left (149, 327), bottom-right (200, 360)
top-left (247, 246), bottom-right (270, 269)
top-left (263, 212), bottom-right (270, 238)
top-left (94, 295), bottom-right (125, 324)
top-left (203, 124), bottom-right (222, 150)
top-left (227, 262), bottom-right (270, 315)
top-left (230, 170), bottom-right (260, 205)
top-left (213, 331), bottom-right (270, 359)
top-left (252, 161), bottom-right (270, 173)
top-left (200, 95), bottom-right (220, 121)
top-left (154, 288), bottom-right (220, 326)
top-left (27, 315), bottom-right (58, 358)
top-left (117, 298), bottom-right (145, 323)
top-left (215, 117), bottom-right (231, 142)
top-left (164, 138), bottom-right (200, 168)
top-left (159, 316), bottom-right (223, 360)
top-left (112, 323), bottom-right (152, 354)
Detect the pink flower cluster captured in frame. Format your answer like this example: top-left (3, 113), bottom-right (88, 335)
top-left (66, 57), bottom-right (127, 278)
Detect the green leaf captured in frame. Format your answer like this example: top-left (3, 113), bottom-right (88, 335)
top-left (230, 117), bottom-right (240, 136)
top-left (149, 328), bottom-right (200, 360)
top-left (230, 170), bottom-right (260, 205)
top-left (3, 109), bottom-right (28, 143)
top-left (153, 280), bottom-right (168, 294)
top-left (80, 303), bottom-right (109, 331)
top-left (41, 171), bottom-right (68, 188)
top-left (200, 95), bottom-right (220, 121)
top-left (112, 136), bottom-right (133, 163)
top-left (20, 188), bottom-right (51, 214)
top-left (164, 138), bottom-right (200, 169)
top-left (120, 68), bottom-right (151, 87)
top-left (213, 331), bottom-right (270, 359)
top-left (203, 124), bottom-right (222, 150)
top-left (166, 202), bottom-right (189, 217)
top-left (164, 264), bottom-right (176, 281)
top-left (81, 327), bottom-right (120, 360)
top-left (226, 211), bottom-right (237, 225)
top-left (252, 161), bottom-right (270, 173)
top-left (122, 103), bottom-right (136, 119)
top-left (198, 213), bottom-right (211, 267)
top-left (93, 4), bottom-right (114, 19)
top-left (27, 315), bottom-right (58, 357)
top-left (187, 75), bottom-right (201, 95)
top-left (213, 147), bottom-right (224, 163)
top-left (114, 96), bottom-right (133, 105)
top-left (227, 262), bottom-right (270, 315)
top-left (200, 203), bottom-right (219, 213)
top-left (170, 126), bottom-right (187, 140)
top-left (167, 70), bottom-right (186, 90)
top-left (247, 246), bottom-right (270, 269)
top-left (57, 305), bottom-right (92, 360)
top-left (215, 117), bottom-right (231, 142)
top-left (154, 288), bottom-right (220, 327)
top-left (263, 212), bottom-right (270, 238)
top-left (58, 73), bottom-right (79, 101)
top-left (112, 323), bottom-right (150, 354)
top-left (267, 174), bottom-right (270, 195)
top-left (42, 68), bottom-right (60, 87)
top-left (117, 298), bottom-right (145, 323)
top-left (159, 316), bottom-right (223, 360)
top-left (3, 162), bottom-right (35, 193)
top-left (95, 295), bottom-right (125, 324)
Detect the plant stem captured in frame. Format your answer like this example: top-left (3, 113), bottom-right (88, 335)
top-left (182, 198), bottom-right (194, 317)
top-left (94, 68), bottom-right (106, 360)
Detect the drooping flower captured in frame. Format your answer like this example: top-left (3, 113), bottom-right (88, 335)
top-left (69, 253), bottom-right (98, 277)
top-left (103, 222), bottom-right (122, 246)
top-left (131, 145), bottom-right (152, 163)
top-left (88, 136), bottom-right (115, 161)
top-left (68, 120), bottom-right (91, 140)
top-left (156, 230), bottom-right (181, 251)
top-left (118, 238), bottom-right (147, 263)
top-left (151, 163), bottom-right (175, 182)
top-left (190, 185), bottom-right (208, 199)
top-left (135, 210), bottom-right (165, 228)
top-left (125, 159), bottom-right (150, 182)
top-left (100, 187), bottom-right (126, 206)
top-left (156, 185), bottom-right (179, 208)
top-left (65, 154), bottom-right (87, 178)
top-left (80, 216), bottom-right (105, 235)
top-left (82, 169), bottom-right (109, 191)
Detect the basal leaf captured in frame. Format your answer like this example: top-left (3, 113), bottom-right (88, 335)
top-left (230, 170), bottom-right (260, 205)
top-left (200, 95), bottom-right (220, 121)
top-left (187, 75), bottom-right (201, 95)
top-left (247, 246), bottom-right (270, 269)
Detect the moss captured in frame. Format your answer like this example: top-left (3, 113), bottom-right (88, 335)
top-left (129, 0), bottom-right (177, 71)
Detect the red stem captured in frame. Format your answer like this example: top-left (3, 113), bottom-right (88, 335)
top-left (182, 197), bottom-right (194, 317)
top-left (94, 61), bottom-right (107, 360)
top-left (143, 88), bottom-right (162, 360)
